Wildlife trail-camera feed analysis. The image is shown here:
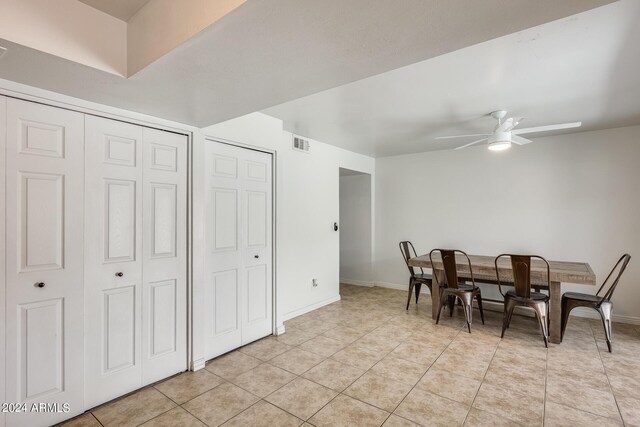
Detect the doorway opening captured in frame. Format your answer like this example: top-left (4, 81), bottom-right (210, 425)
top-left (339, 168), bottom-right (373, 296)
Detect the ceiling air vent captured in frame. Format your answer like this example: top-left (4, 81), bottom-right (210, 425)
top-left (292, 135), bottom-right (310, 153)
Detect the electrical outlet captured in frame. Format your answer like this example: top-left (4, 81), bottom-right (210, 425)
top-left (312, 279), bottom-right (318, 288)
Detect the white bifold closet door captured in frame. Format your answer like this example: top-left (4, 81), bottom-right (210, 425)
top-left (4, 98), bottom-right (85, 426)
top-left (205, 141), bottom-right (273, 360)
top-left (84, 116), bottom-right (187, 408)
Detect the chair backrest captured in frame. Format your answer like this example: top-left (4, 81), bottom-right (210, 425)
top-left (494, 254), bottom-right (550, 298)
top-left (597, 254), bottom-right (631, 302)
top-left (429, 249), bottom-right (475, 289)
top-left (399, 241), bottom-right (423, 277)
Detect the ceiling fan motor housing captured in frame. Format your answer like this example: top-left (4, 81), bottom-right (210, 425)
top-left (488, 131), bottom-right (512, 151)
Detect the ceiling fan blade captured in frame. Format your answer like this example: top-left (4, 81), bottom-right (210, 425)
top-left (511, 135), bottom-right (532, 145)
top-left (454, 138), bottom-right (487, 150)
top-left (512, 122), bottom-right (582, 135)
top-left (435, 133), bottom-right (489, 140)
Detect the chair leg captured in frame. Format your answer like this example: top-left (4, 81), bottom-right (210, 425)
top-left (501, 307), bottom-right (508, 338)
top-left (501, 297), bottom-right (517, 338)
top-left (448, 295), bottom-right (455, 317)
top-left (475, 290), bottom-right (485, 325)
top-left (508, 299), bottom-right (519, 333)
top-left (435, 289), bottom-right (447, 325)
top-left (406, 279), bottom-right (415, 310)
top-left (460, 292), bottom-right (474, 333)
top-left (506, 298), bottom-right (517, 329)
top-left (561, 296), bottom-right (570, 342)
top-left (531, 301), bottom-right (549, 348)
top-left (598, 302), bottom-right (613, 353)
top-left (543, 302), bottom-right (550, 348)
top-left (415, 282), bottom-right (422, 304)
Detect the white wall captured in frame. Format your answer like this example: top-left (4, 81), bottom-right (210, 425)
top-left (374, 125), bottom-right (640, 321)
top-left (340, 173), bottom-right (373, 285)
top-left (199, 113), bottom-right (375, 328)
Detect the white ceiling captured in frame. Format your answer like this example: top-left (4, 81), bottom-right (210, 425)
top-left (78, 0), bottom-right (151, 22)
top-left (0, 0), bottom-right (610, 128)
top-left (264, 0), bottom-right (640, 157)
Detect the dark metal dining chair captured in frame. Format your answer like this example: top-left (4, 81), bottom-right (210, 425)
top-left (430, 249), bottom-right (484, 333)
top-left (399, 241), bottom-right (433, 310)
top-left (561, 254), bottom-right (631, 352)
top-left (495, 254), bottom-right (551, 347)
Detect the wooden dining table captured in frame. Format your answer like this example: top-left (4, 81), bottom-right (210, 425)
top-left (407, 253), bottom-right (596, 344)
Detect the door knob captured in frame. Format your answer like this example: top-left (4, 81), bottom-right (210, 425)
top-left (115, 272), bottom-right (124, 277)
top-left (334, 222), bottom-right (339, 231)
top-left (254, 255), bottom-right (259, 259)
top-left (34, 282), bottom-right (45, 288)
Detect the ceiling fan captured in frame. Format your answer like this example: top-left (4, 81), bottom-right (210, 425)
top-left (435, 111), bottom-right (582, 151)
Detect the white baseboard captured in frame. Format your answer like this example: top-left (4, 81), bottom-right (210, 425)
top-left (481, 300), bottom-right (535, 317)
top-left (374, 281), bottom-right (432, 294)
top-left (275, 324), bottom-right (286, 335)
top-left (373, 281), bottom-right (640, 325)
top-left (191, 358), bottom-right (206, 371)
top-left (282, 294), bottom-right (341, 322)
top-left (611, 314), bottom-right (640, 326)
top-left (570, 307), bottom-right (640, 325)
top-left (340, 278), bottom-right (374, 287)
top-left (474, 301), bottom-right (640, 325)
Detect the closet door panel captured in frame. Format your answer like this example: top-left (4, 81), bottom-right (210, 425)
top-left (205, 141), bottom-right (273, 359)
top-left (141, 128), bottom-right (187, 384)
top-left (240, 148), bottom-right (273, 344)
top-left (205, 143), bottom-right (243, 359)
top-left (84, 115), bottom-right (143, 408)
top-left (5, 98), bottom-right (85, 426)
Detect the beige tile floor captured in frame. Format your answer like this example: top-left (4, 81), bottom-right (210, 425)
top-left (61, 284), bottom-right (640, 427)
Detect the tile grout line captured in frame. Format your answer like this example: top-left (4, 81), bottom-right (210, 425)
top-left (178, 381), bottom-right (262, 427)
top-left (301, 319), bottom-right (409, 425)
top-left (289, 312), bottom-right (435, 424)
top-left (542, 340), bottom-right (549, 426)
top-left (88, 384), bottom-right (172, 427)
top-left (105, 392), bottom-right (177, 427)
top-left (592, 322), bottom-right (627, 426)
top-left (90, 412), bottom-right (105, 427)
top-left (153, 382), bottom-right (218, 426)
top-left (154, 371), bottom-right (227, 405)
top-left (131, 402), bottom-right (178, 427)
top-left (379, 312), bottom-right (465, 426)
top-left (546, 323), bottom-right (624, 424)
top-left (460, 330), bottom-right (500, 426)
top-left (338, 318), bottom-right (427, 425)
top-left (220, 398), bottom-right (304, 426)
top-left (235, 321), bottom-right (386, 425)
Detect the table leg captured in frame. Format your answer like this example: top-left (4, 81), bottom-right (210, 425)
top-left (549, 281), bottom-right (562, 344)
top-left (431, 269), bottom-right (445, 320)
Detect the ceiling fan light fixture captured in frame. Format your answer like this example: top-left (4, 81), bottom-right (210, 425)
top-left (487, 131), bottom-right (511, 151)
top-left (488, 141), bottom-right (511, 151)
